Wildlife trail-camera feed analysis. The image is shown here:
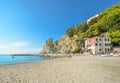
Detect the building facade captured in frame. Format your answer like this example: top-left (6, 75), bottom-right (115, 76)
top-left (85, 37), bottom-right (111, 54)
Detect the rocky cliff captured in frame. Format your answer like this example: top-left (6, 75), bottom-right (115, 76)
top-left (40, 34), bottom-right (84, 54)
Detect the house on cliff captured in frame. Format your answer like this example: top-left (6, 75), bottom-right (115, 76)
top-left (85, 37), bottom-right (111, 55)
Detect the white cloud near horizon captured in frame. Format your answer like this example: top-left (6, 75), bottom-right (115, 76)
top-left (9, 42), bottom-right (27, 47)
top-left (13, 48), bottom-right (41, 54)
top-left (0, 42), bottom-right (41, 54)
top-left (0, 48), bottom-right (41, 54)
top-left (0, 42), bottom-right (27, 48)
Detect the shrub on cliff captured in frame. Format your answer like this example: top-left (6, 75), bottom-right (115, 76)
top-left (73, 48), bottom-right (82, 53)
top-left (66, 27), bottom-right (75, 37)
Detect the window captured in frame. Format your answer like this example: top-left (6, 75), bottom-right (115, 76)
top-left (96, 38), bottom-right (98, 41)
top-left (107, 43), bottom-right (110, 46)
top-left (105, 43), bottom-right (110, 46)
top-left (105, 48), bottom-right (107, 51)
top-left (105, 43), bottom-right (107, 46)
top-left (105, 38), bottom-right (106, 41)
top-left (96, 43), bottom-right (98, 46)
top-left (108, 38), bottom-right (110, 41)
top-left (99, 48), bottom-right (101, 51)
top-left (99, 38), bottom-right (101, 41)
top-left (108, 48), bottom-right (110, 51)
top-left (99, 43), bottom-right (101, 46)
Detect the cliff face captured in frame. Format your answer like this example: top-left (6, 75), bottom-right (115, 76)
top-left (56, 35), bottom-right (78, 54)
top-left (40, 35), bottom-right (81, 54)
top-left (40, 46), bottom-right (50, 54)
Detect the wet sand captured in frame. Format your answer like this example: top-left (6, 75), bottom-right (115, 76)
top-left (0, 56), bottom-right (120, 83)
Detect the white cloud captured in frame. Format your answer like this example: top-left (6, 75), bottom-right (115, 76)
top-left (9, 42), bottom-right (27, 47)
top-left (0, 46), bottom-right (9, 49)
top-left (11, 48), bottom-right (41, 54)
top-left (0, 42), bottom-right (41, 54)
top-left (0, 48), bottom-right (41, 54)
top-left (0, 42), bottom-right (27, 49)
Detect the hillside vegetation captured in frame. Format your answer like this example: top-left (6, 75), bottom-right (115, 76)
top-left (40, 4), bottom-right (120, 54)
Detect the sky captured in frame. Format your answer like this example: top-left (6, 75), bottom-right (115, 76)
top-left (0, 0), bottom-right (119, 54)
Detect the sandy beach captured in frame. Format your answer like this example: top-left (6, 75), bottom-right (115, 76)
top-left (0, 56), bottom-right (120, 83)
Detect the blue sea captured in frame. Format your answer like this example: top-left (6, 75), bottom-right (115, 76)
top-left (0, 54), bottom-right (45, 65)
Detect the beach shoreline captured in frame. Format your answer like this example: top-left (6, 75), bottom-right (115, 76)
top-left (0, 56), bottom-right (120, 83)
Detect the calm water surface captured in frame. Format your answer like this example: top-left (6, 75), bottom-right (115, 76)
top-left (0, 54), bottom-right (45, 65)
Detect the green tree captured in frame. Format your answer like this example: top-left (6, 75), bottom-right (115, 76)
top-left (108, 14), bottom-right (120, 32)
top-left (75, 22), bottom-right (89, 35)
top-left (66, 27), bottom-right (75, 37)
top-left (73, 48), bottom-right (82, 53)
top-left (85, 26), bottom-right (93, 38)
top-left (46, 38), bottom-right (53, 46)
top-left (83, 4), bottom-right (120, 38)
top-left (108, 30), bottom-right (120, 46)
top-left (54, 40), bottom-right (58, 45)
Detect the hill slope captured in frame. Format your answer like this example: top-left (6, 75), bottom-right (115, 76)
top-left (40, 4), bottom-right (120, 54)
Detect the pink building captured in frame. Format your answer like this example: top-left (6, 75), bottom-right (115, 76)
top-left (85, 37), bottom-right (111, 54)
